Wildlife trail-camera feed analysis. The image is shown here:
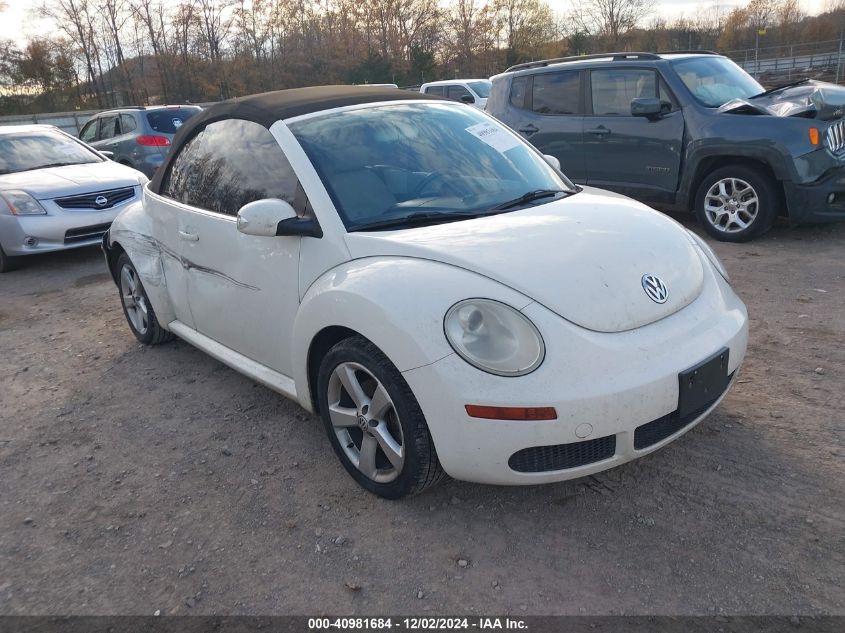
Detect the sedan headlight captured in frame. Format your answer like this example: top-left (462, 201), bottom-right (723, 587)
top-left (444, 299), bottom-right (545, 376)
top-left (0, 190), bottom-right (47, 215)
top-left (687, 230), bottom-right (729, 282)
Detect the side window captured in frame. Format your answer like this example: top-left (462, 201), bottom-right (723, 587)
top-left (79, 119), bottom-right (98, 143)
top-left (99, 115), bottom-right (119, 140)
top-left (532, 71), bottom-right (580, 115)
top-left (509, 76), bottom-right (529, 109)
top-left (448, 85), bottom-right (473, 102)
top-left (120, 114), bottom-right (137, 133)
top-left (591, 69), bottom-right (657, 116)
top-left (425, 86), bottom-right (445, 96)
top-left (162, 118), bottom-right (302, 217)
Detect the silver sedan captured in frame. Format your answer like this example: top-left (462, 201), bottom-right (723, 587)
top-left (0, 125), bottom-right (147, 272)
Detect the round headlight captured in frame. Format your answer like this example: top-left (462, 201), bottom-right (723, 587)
top-left (687, 230), bottom-right (730, 282)
top-left (444, 299), bottom-right (545, 377)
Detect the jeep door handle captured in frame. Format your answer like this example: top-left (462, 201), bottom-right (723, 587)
top-left (518, 124), bottom-right (538, 136)
top-left (587, 126), bottom-right (611, 136)
top-left (178, 230), bottom-right (199, 242)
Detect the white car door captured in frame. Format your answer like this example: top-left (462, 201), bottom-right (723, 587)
top-left (158, 118), bottom-right (304, 375)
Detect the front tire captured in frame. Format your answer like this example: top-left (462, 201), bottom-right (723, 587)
top-left (317, 336), bottom-right (445, 499)
top-left (695, 164), bottom-right (780, 242)
top-left (116, 252), bottom-right (173, 345)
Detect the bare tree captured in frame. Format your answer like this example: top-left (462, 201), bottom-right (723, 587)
top-left (576, 0), bottom-right (655, 46)
top-left (38, 0), bottom-right (106, 105)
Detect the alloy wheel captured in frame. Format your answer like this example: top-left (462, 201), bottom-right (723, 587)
top-left (703, 177), bottom-right (759, 234)
top-left (120, 264), bottom-right (149, 335)
top-left (327, 362), bottom-right (405, 483)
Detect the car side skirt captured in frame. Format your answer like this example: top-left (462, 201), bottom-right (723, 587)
top-left (167, 321), bottom-right (299, 403)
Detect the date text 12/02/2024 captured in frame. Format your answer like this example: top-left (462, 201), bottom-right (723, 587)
top-left (308, 617), bottom-right (528, 630)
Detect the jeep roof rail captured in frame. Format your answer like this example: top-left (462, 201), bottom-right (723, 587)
top-left (660, 49), bottom-right (720, 56)
top-left (505, 52), bottom-right (661, 73)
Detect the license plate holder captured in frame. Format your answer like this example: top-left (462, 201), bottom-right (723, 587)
top-left (677, 348), bottom-right (730, 419)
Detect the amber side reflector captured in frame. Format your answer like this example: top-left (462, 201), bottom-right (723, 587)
top-left (465, 405), bottom-right (557, 420)
top-left (809, 127), bottom-right (820, 145)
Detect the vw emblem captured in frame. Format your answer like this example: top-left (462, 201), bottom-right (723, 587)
top-left (94, 195), bottom-right (108, 207)
top-left (641, 274), bottom-right (669, 304)
top-left (357, 415), bottom-right (369, 431)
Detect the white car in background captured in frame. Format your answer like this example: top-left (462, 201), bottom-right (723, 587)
top-left (104, 86), bottom-right (748, 499)
top-left (0, 125), bottom-right (147, 272)
top-left (420, 79), bottom-right (492, 108)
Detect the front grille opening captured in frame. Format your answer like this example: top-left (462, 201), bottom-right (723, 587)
top-left (55, 187), bottom-right (135, 210)
top-left (64, 222), bottom-right (112, 245)
top-left (508, 435), bottom-right (616, 473)
top-left (826, 121), bottom-right (845, 156)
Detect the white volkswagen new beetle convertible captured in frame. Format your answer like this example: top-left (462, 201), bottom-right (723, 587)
top-left (104, 86), bottom-right (748, 499)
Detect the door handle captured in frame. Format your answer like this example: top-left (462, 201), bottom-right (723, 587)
top-left (178, 230), bottom-right (199, 242)
top-left (518, 124), bottom-right (538, 136)
top-left (587, 126), bottom-right (611, 136)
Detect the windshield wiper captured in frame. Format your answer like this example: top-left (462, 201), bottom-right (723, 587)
top-left (491, 189), bottom-right (567, 211)
top-left (751, 78), bottom-right (811, 99)
top-left (352, 211), bottom-right (487, 232)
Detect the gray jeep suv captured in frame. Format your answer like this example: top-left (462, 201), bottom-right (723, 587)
top-left (79, 105), bottom-right (202, 178)
top-left (487, 51), bottom-right (845, 241)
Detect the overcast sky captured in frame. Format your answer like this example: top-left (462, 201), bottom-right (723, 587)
top-left (0, 0), bottom-right (828, 47)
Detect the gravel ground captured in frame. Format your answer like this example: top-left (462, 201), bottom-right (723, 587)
top-left (0, 215), bottom-right (843, 616)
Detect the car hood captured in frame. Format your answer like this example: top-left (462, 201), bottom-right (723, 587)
top-left (344, 187), bottom-right (705, 333)
top-left (0, 161), bottom-right (146, 199)
top-left (718, 80), bottom-right (845, 120)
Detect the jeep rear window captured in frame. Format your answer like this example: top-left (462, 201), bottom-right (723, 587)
top-left (532, 71), bottom-right (580, 115)
top-left (146, 107), bottom-right (201, 134)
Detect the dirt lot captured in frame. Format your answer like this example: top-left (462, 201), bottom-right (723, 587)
top-left (0, 215), bottom-right (843, 617)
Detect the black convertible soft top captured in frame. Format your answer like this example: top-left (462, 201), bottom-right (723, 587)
top-left (148, 85), bottom-right (443, 194)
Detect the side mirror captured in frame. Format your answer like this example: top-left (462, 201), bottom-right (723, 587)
top-left (460, 94), bottom-right (475, 104)
top-left (100, 150), bottom-right (115, 160)
top-left (543, 154), bottom-right (561, 171)
top-left (631, 97), bottom-right (672, 119)
top-left (236, 199), bottom-right (322, 238)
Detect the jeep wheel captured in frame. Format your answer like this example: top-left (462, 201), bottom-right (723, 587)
top-left (695, 165), bottom-right (779, 242)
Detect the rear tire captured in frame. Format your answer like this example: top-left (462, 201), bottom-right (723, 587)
top-left (317, 335), bottom-right (446, 499)
top-left (116, 252), bottom-right (173, 345)
top-left (0, 244), bottom-right (19, 273)
top-left (694, 164), bottom-right (780, 242)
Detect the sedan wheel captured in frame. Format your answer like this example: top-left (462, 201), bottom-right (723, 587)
top-left (327, 362), bottom-right (405, 484)
top-left (120, 264), bottom-right (150, 335)
top-left (317, 335), bottom-right (445, 498)
top-left (115, 252), bottom-right (174, 345)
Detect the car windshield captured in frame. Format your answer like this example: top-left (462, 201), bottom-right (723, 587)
top-left (146, 107), bottom-right (201, 134)
top-left (0, 129), bottom-right (101, 175)
top-left (288, 103), bottom-right (574, 231)
top-left (468, 80), bottom-right (492, 98)
top-left (672, 56), bottom-right (765, 107)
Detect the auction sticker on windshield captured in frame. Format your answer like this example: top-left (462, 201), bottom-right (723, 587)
top-left (465, 122), bottom-right (522, 153)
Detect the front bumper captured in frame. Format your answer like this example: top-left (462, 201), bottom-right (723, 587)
top-left (784, 168), bottom-right (845, 223)
top-left (0, 192), bottom-right (137, 256)
top-left (402, 265), bottom-right (748, 485)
